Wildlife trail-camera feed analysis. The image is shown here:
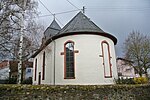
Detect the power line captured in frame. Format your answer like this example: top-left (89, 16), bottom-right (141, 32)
top-left (39, 9), bottom-right (81, 18)
top-left (54, 9), bottom-right (81, 15)
top-left (65, 0), bottom-right (80, 10)
top-left (38, 0), bottom-right (53, 15)
top-left (38, 0), bottom-right (63, 26)
top-left (88, 6), bottom-right (150, 11)
top-left (87, 8), bottom-right (150, 13)
top-left (25, 9), bottom-right (81, 21)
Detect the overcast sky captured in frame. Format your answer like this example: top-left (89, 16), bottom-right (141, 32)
top-left (36, 0), bottom-right (150, 57)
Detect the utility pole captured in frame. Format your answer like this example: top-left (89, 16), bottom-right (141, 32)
top-left (18, 0), bottom-right (27, 84)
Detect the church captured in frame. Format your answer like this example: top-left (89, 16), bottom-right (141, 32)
top-left (32, 12), bottom-right (118, 85)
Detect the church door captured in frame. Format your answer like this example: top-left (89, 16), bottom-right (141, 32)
top-left (38, 72), bottom-right (41, 85)
top-left (101, 41), bottom-right (112, 78)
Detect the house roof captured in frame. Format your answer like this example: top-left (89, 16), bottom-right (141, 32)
top-left (0, 60), bottom-right (9, 69)
top-left (59, 11), bottom-right (104, 34)
top-left (56, 12), bottom-right (117, 44)
top-left (117, 57), bottom-right (133, 63)
top-left (44, 19), bottom-right (61, 40)
top-left (31, 12), bottom-right (117, 58)
top-left (9, 61), bottom-right (33, 72)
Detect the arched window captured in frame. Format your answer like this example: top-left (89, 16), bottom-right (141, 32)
top-left (34, 59), bottom-right (37, 81)
top-left (101, 41), bottom-right (112, 78)
top-left (64, 41), bottom-right (75, 79)
top-left (42, 52), bottom-right (45, 80)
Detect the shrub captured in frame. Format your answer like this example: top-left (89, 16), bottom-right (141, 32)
top-left (133, 77), bottom-right (148, 84)
top-left (0, 79), bottom-right (9, 84)
top-left (21, 77), bottom-right (32, 84)
top-left (5, 77), bottom-right (17, 84)
top-left (115, 77), bottom-right (135, 84)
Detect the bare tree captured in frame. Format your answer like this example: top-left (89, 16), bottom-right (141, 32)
top-left (0, 0), bottom-right (44, 60)
top-left (124, 31), bottom-right (150, 77)
top-left (12, 25), bottom-right (44, 61)
top-left (25, 21), bottom-right (44, 49)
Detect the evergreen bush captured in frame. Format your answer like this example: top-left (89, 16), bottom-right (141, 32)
top-left (21, 77), bottom-right (32, 84)
top-left (6, 77), bottom-right (17, 84)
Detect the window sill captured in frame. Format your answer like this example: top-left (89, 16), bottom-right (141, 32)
top-left (105, 76), bottom-right (112, 78)
top-left (64, 77), bottom-right (75, 79)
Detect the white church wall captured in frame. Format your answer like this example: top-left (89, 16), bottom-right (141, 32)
top-left (43, 43), bottom-right (54, 85)
top-left (32, 56), bottom-right (36, 84)
top-left (33, 34), bottom-right (118, 85)
top-left (54, 34), bottom-right (117, 85)
top-left (33, 43), bottom-right (55, 85)
top-left (33, 53), bottom-right (42, 84)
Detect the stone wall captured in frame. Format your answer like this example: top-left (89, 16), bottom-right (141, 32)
top-left (0, 84), bottom-right (150, 100)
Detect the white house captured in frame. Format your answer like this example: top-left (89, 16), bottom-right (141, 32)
top-left (0, 60), bottom-right (33, 80)
top-left (32, 12), bottom-right (118, 85)
top-left (116, 58), bottom-right (136, 78)
top-left (25, 67), bottom-right (33, 79)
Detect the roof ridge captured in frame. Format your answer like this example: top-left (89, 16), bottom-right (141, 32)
top-left (49, 19), bottom-right (61, 30)
top-left (58, 12), bottom-right (82, 34)
top-left (43, 19), bottom-right (61, 41)
top-left (58, 11), bottom-right (104, 34)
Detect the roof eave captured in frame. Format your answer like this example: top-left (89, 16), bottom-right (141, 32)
top-left (56, 31), bottom-right (117, 44)
top-left (31, 31), bottom-right (117, 58)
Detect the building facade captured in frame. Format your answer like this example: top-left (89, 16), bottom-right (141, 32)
top-left (0, 60), bottom-right (33, 80)
top-left (32, 12), bottom-right (118, 85)
top-left (0, 60), bottom-right (9, 80)
top-left (116, 58), bottom-right (135, 78)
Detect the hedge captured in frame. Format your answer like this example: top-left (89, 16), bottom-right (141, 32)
top-left (0, 84), bottom-right (150, 100)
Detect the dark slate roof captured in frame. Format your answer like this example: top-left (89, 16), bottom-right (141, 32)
top-left (56, 11), bottom-right (117, 45)
top-left (31, 12), bottom-right (117, 58)
top-left (44, 19), bottom-right (61, 40)
top-left (59, 11), bottom-right (104, 34)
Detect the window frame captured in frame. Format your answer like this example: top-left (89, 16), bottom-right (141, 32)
top-left (64, 40), bottom-right (75, 79)
top-left (34, 59), bottom-right (37, 81)
top-left (42, 52), bottom-right (45, 80)
top-left (101, 40), bottom-right (112, 78)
